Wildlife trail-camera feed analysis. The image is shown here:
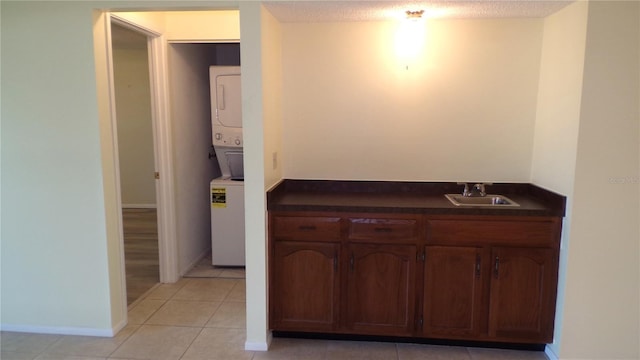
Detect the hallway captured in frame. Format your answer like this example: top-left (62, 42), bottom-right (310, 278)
top-left (123, 208), bottom-right (159, 305)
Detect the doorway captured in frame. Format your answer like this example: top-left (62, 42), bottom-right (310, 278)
top-left (103, 10), bottom-right (243, 311)
top-left (110, 22), bottom-right (160, 305)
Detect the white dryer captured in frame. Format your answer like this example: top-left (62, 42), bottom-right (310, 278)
top-left (210, 66), bottom-right (245, 266)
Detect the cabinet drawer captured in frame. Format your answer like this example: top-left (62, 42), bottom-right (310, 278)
top-left (272, 216), bottom-right (341, 242)
top-left (427, 219), bottom-right (559, 247)
top-left (348, 218), bottom-right (419, 243)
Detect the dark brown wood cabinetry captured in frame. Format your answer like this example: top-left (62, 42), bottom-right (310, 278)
top-left (423, 245), bottom-right (486, 338)
top-left (423, 217), bottom-right (560, 343)
top-left (271, 241), bottom-right (340, 332)
top-left (269, 215), bottom-right (342, 332)
top-left (269, 211), bottom-right (561, 345)
top-left (345, 243), bottom-right (416, 336)
top-left (488, 247), bottom-right (557, 341)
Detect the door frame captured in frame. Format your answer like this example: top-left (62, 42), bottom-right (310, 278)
top-left (107, 13), bottom-right (179, 284)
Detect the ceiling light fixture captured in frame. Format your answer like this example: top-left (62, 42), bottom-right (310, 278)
top-left (405, 10), bottom-right (424, 19)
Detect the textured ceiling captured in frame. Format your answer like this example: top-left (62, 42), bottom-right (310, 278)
top-left (263, 1), bottom-right (574, 22)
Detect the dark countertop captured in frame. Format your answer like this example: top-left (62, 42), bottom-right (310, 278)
top-left (267, 180), bottom-right (566, 217)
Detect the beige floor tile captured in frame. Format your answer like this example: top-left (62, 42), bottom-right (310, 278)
top-left (467, 347), bottom-right (549, 360)
top-left (397, 343), bottom-right (471, 360)
top-left (42, 325), bottom-right (137, 358)
top-left (225, 280), bottom-right (246, 301)
top-left (252, 337), bottom-right (327, 360)
top-left (127, 299), bottom-right (166, 325)
top-left (0, 351), bottom-right (40, 360)
top-left (34, 354), bottom-right (107, 359)
top-left (219, 268), bottom-right (246, 279)
top-left (326, 340), bottom-right (398, 360)
top-left (172, 278), bottom-right (238, 302)
top-left (0, 332), bottom-right (61, 353)
top-left (143, 278), bottom-right (189, 300)
top-left (205, 301), bottom-right (246, 328)
top-left (109, 325), bottom-right (201, 360)
top-left (145, 300), bottom-right (220, 327)
top-left (180, 328), bottom-right (253, 360)
top-left (184, 267), bottom-right (224, 278)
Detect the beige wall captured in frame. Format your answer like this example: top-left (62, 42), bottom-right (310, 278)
top-left (560, 2), bottom-right (639, 359)
top-left (164, 10), bottom-right (239, 41)
top-left (281, 19), bottom-right (543, 182)
top-left (262, 7), bottom-right (283, 189)
top-left (2, 2), bottom-right (639, 358)
top-left (1, 2), bottom-right (118, 334)
top-left (113, 28), bottom-right (157, 207)
top-left (530, 2), bottom-right (588, 357)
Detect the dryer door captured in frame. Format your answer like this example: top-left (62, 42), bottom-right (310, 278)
top-left (214, 73), bottom-right (242, 128)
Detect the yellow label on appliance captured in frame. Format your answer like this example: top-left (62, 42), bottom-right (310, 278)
top-left (211, 187), bottom-right (226, 208)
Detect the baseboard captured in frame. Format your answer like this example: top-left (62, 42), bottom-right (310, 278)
top-left (122, 203), bottom-right (157, 209)
top-left (0, 323), bottom-right (117, 337)
top-left (180, 249), bottom-right (211, 276)
top-left (545, 345), bottom-right (559, 360)
top-left (245, 331), bottom-right (272, 351)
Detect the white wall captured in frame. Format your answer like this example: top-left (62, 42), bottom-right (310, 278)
top-left (281, 19), bottom-right (543, 182)
top-left (559, 2), bottom-right (639, 359)
top-left (262, 7), bottom-right (283, 189)
top-left (113, 27), bottom-right (157, 207)
top-left (2, 3), bottom-right (638, 357)
top-left (0, 2), bottom-right (243, 336)
top-left (238, 2), bottom-right (271, 350)
top-left (167, 43), bottom-right (220, 275)
top-left (530, 2), bottom-right (588, 357)
top-left (1, 2), bottom-right (117, 335)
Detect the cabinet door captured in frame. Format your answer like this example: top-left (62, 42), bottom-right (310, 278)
top-left (489, 247), bottom-right (557, 342)
top-left (423, 246), bottom-right (485, 338)
top-left (271, 241), bottom-right (340, 332)
top-left (345, 244), bottom-right (416, 336)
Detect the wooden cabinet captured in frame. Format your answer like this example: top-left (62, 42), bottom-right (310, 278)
top-left (423, 217), bottom-right (560, 343)
top-left (423, 246), bottom-right (485, 338)
top-left (488, 247), bottom-right (557, 341)
top-left (269, 212), bottom-right (561, 345)
top-left (271, 241), bottom-right (340, 332)
top-left (270, 212), bottom-right (419, 336)
top-left (345, 243), bottom-right (416, 336)
top-left (269, 215), bottom-right (341, 332)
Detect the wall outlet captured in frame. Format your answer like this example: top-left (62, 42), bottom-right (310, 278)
top-left (272, 152), bottom-right (278, 170)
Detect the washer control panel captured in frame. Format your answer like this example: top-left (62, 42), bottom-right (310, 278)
top-left (213, 126), bottom-right (243, 148)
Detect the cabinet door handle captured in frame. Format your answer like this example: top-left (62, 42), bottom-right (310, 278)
top-left (334, 254), bottom-right (338, 271)
top-left (475, 254), bottom-right (481, 277)
top-left (494, 256), bottom-right (500, 278)
top-left (350, 254), bottom-right (354, 271)
top-left (298, 225), bottom-right (317, 231)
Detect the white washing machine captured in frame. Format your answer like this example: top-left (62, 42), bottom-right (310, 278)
top-left (210, 65), bottom-right (245, 266)
top-left (210, 177), bottom-right (245, 266)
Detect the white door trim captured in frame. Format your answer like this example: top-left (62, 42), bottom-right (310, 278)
top-left (108, 13), bottom-right (180, 284)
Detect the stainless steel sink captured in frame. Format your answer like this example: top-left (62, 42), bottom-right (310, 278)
top-left (445, 194), bottom-right (520, 207)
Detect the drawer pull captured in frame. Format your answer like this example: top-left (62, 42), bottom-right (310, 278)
top-left (298, 225), bottom-right (317, 231)
top-left (374, 227), bottom-right (393, 233)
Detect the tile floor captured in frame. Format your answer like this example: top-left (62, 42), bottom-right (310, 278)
top-left (1, 277), bottom-right (550, 360)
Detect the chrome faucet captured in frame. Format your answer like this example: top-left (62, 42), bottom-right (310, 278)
top-left (459, 182), bottom-right (490, 197)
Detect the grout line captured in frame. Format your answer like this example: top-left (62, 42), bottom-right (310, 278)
top-left (127, 282), bottom-right (162, 310)
top-left (177, 326), bottom-right (207, 360)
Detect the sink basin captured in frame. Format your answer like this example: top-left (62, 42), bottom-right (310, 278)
top-left (445, 194), bottom-right (520, 207)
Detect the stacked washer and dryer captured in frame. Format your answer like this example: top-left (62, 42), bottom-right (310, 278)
top-left (209, 66), bottom-right (245, 266)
